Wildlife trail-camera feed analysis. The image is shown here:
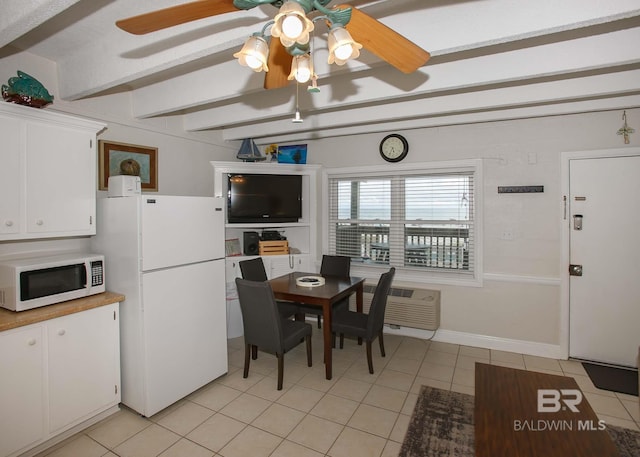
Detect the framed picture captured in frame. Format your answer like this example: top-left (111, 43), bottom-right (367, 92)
top-left (278, 144), bottom-right (307, 164)
top-left (99, 140), bottom-right (158, 191)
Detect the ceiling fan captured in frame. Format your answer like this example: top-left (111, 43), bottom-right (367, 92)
top-left (116, 0), bottom-right (430, 90)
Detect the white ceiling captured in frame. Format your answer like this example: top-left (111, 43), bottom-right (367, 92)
top-left (2, 0), bottom-right (640, 144)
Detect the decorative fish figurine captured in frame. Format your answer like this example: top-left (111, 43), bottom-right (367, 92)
top-left (2, 71), bottom-right (54, 108)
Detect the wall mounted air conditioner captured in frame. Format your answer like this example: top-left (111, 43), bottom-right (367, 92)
top-left (350, 284), bottom-right (441, 331)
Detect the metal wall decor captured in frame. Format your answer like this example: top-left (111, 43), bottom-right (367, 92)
top-left (617, 110), bottom-right (635, 144)
top-left (497, 186), bottom-right (544, 194)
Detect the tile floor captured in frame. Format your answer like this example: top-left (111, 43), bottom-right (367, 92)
top-left (37, 330), bottom-right (639, 457)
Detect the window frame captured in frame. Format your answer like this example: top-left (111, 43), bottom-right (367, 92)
top-left (322, 159), bottom-right (483, 287)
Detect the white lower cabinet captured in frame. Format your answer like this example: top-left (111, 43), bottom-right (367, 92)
top-left (48, 305), bottom-right (120, 433)
top-left (267, 254), bottom-right (311, 278)
top-left (0, 304), bottom-right (120, 457)
top-left (225, 254), bottom-right (311, 281)
top-left (0, 326), bottom-right (45, 457)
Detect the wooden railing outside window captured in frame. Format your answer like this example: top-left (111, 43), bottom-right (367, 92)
top-left (334, 224), bottom-right (470, 270)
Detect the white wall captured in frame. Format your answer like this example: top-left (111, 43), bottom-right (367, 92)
top-left (3, 49), bottom-right (639, 358)
top-left (301, 109), bottom-right (639, 357)
top-left (0, 50), bottom-right (237, 259)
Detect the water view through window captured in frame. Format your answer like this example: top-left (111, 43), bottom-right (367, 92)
top-left (331, 174), bottom-right (473, 271)
top-left (337, 176), bottom-right (470, 222)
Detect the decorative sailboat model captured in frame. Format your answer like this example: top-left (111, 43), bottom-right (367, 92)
top-left (236, 138), bottom-right (266, 162)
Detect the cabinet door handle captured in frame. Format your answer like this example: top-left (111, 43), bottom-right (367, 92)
top-left (27, 338), bottom-right (37, 346)
top-left (36, 219), bottom-right (44, 226)
top-left (57, 329), bottom-right (66, 336)
top-left (5, 220), bottom-right (13, 227)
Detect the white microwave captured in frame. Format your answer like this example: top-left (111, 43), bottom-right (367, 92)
top-left (0, 253), bottom-right (105, 311)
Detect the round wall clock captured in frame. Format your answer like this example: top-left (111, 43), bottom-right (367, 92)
top-left (379, 134), bottom-right (408, 162)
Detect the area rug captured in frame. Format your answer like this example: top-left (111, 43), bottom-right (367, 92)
top-left (399, 385), bottom-right (640, 457)
top-left (583, 362), bottom-right (639, 396)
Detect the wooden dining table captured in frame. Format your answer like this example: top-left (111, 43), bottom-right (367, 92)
top-left (268, 271), bottom-right (365, 380)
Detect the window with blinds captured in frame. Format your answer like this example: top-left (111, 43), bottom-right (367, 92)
top-left (328, 165), bottom-right (477, 280)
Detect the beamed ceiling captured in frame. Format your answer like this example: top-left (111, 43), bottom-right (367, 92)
top-left (2, 0), bottom-right (640, 144)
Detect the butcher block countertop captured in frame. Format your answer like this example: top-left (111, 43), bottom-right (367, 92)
top-left (0, 291), bottom-right (125, 332)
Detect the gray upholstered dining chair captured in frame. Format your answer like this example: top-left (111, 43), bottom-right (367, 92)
top-left (238, 257), bottom-right (300, 360)
top-left (238, 257), bottom-right (299, 318)
top-left (297, 255), bottom-right (351, 328)
top-left (235, 278), bottom-right (312, 390)
top-left (331, 267), bottom-right (395, 374)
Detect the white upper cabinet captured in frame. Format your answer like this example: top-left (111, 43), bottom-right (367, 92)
top-left (0, 103), bottom-right (105, 240)
top-left (0, 115), bottom-right (22, 236)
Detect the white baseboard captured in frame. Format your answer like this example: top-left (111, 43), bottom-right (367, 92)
top-left (483, 273), bottom-right (560, 286)
top-left (383, 326), bottom-right (566, 360)
top-left (18, 405), bottom-right (120, 457)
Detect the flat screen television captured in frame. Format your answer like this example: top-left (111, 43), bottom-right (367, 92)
top-left (227, 173), bottom-right (302, 223)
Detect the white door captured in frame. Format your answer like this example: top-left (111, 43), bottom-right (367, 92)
top-left (141, 260), bottom-right (227, 416)
top-left (569, 155), bottom-right (640, 367)
top-left (141, 196), bottom-right (225, 271)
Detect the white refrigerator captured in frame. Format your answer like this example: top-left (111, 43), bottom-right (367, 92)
top-left (92, 195), bottom-right (228, 417)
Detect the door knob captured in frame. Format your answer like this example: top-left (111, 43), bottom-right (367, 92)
top-left (569, 264), bottom-right (583, 276)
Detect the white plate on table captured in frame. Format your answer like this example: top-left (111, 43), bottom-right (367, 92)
top-left (296, 276), bottom-right (325, 287)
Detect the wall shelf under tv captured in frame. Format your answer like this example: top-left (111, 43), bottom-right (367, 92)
top-left (224, 222), bottom-right (311, 229)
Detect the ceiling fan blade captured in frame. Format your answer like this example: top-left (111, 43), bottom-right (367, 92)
top-left (264, 38), bottom-right (292, 90)
top-left (342, 5), bottom-right (430, 73)
top-left (116, 0), bottom-right (239, 35)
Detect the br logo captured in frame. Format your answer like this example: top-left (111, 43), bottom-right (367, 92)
top-left (537, 389), bottom-right (583, 413)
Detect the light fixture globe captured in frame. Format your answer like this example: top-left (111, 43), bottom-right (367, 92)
top-left (271, 1), bottom-right (314, 47)
top-left (327, 26), bottom-right (362, 65)
top-left (282, 14), bottom-right (303, 38)
top-left (288, 54), bottom-right (312, 83)
top-left (234, 35), bottom-right (270, 72)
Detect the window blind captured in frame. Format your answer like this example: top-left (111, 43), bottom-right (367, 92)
top-left (328, 167), bottom-right (476, 278)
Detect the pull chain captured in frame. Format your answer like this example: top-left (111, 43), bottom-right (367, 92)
top-left (292, 82), bottom-right (303, 123)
